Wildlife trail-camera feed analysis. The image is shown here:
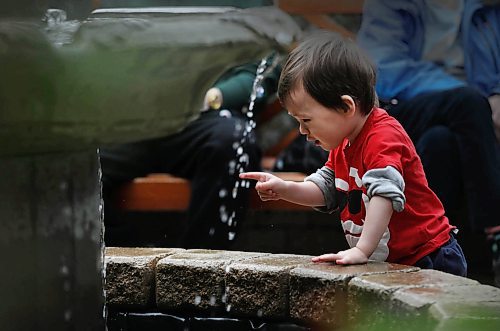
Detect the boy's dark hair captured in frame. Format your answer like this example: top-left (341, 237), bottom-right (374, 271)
top-left (278, 32), bottom-right (377, 115)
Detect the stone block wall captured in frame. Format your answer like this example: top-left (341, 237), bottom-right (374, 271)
top-left (105, 247), bottom-right (500, 331)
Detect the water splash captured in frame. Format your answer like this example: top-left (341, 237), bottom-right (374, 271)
top-left (218, 58), bottom-right (272, 240)
top-left (42, 9), bottom-right (81, 47)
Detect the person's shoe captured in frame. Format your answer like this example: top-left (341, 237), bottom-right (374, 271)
top-left (490, 232), bottom-right (500, 287)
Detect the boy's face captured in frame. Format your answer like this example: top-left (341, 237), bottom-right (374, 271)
top-left (286, 85), bottom-right (359, 151)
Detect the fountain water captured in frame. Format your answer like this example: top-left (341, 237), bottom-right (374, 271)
top-left (214, 55), bottom-right (283, 244)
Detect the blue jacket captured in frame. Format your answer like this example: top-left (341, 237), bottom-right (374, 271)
top-left (357, 0), bottom-right (500, 102)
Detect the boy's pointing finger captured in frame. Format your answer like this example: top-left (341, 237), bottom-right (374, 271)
top-left (239, 172), bottom-right (269, 182)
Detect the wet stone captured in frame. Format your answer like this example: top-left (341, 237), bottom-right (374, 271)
top-left (430, 301), bottom-right (500, 331)
top-left (289, 261), bottom-right (416, 328)
top-left (394, 283), bottom-right (500, 312)
top-left (389, 285), bottom-right (500, 331)
top-left (393, 284), bottom-right (500, 330)
top-left (347, 269), bottom-right (488, 331)
top-left (225, 254), bottom-right (312, 319)
top-left (156, 250), bottom-right (267, 312)
top-left (105, 247), bottom-right (183, 307)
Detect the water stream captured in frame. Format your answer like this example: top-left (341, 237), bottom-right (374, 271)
top-left (216, 56), bottom-right (279, 243)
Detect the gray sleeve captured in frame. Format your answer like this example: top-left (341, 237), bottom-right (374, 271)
top-left (304, 166), bottom-right (338, 214)
top-left (362, 166), bottom-right (406, 212)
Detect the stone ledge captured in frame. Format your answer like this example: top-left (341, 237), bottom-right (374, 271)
top-left (105, 247), bottom-right (185, 307)
top-left (105, 248), bottom-right (500, 330)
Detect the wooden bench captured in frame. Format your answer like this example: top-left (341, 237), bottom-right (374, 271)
top-left (276, 0), bottom-right (364, 38)
top-left (111, 0), bottom-right (364, 213)
top-left (113, 172), bottom-right (311, 212)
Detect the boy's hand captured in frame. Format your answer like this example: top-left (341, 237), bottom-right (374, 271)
top-left (239, 172), bottom-right (287, 201)
top-left (311, 247), bottom-right (368, 265)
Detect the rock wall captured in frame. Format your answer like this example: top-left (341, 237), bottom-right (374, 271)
top-left (105, 247), bottom-right (500, 331)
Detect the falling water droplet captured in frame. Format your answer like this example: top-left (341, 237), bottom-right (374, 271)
top-left (209, 227), bottom-right (215, 236)
top-left (64, 309), bottom-right (72, 321)
top-left (236, 147), bottom-right (243, 155)
top-left (226, 304), bottom-right (232, 312)
top-left (194, 295), bottom-right (202, 305)
top-left (219, 189), bottom-right (227, 198)
top-left (60, 265), bottom-right (69, 276)
top-left (256, 86), bottom-right (265, 98)
top-left (228, 232), bottom-right (236, 241)
top-left (239, 154), bottom-right (249, 165)
top-left (210, 295), bottom-right (217, 306)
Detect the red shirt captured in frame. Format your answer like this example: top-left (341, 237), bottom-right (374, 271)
top-left (326, 108), bottom-right (452, 265)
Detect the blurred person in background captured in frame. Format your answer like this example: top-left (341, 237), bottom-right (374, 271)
top-left (357, 0), bottom-right (500, 286)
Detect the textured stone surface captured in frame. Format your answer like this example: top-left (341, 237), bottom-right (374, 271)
top-left (106, 249), bottom-right (500, 330)
top-left (105, 247), bottom-right (183, 307)
top-left (289, 261), bottom-right (417, 327)
top-left (0, 151), bottom-right (104, 330)
top-left (156, 250), bottom-right (267, 312)
top-left (396, 283), bottom-right (500, 330)
top-left (430, 301), bottom-right (500, 331)
top-left (0, 6), bottom-right (302, 156)
top-left (226, 254), bottom-right (312, 318)
top-left (348, 269), bottom-right (491, 331)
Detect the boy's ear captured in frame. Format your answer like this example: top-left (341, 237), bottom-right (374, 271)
top-left (340, 95), bottom-right (356, 116)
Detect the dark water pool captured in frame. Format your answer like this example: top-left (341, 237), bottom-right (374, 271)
top-left (107, 311), bottom-right (312, 331)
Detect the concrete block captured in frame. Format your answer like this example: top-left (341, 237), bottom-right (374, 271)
top-left (431, 301), bottom-right (500, 331)
top-left (394, 284), bottom-right (500, 331)
top-left (105, 247), bottom-right (183, 307)
top-left (156, 250), bottom-right (266, 312)
top-left (348, 269), bottom-right (489, 331)
top-left (226, 254), bottom-right (312, 319)
top-left (289, 261), bottom-right (416, 328)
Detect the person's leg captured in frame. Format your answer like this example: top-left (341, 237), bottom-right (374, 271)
top-left (415, 126), bottom-right (462, 223)
top-left (158, 110), bottom-right (261, 249)
top-left (387, 87), bottom-right (500, 233)
top-left (100, 138), bottom-right (165, 245)
top-left (273, 134), bottom-right (329, 174)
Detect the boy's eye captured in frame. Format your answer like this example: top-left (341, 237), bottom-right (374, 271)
top-left (302, 119), bottom-right (311, 123)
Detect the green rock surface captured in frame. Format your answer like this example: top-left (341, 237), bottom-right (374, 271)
top-left (0, 6), bottom-right (301, 155)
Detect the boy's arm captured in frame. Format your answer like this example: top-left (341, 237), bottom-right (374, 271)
top-left (313, 165), bottom-right (405, 265)
top-left (312, 196), bottom-right (392, 264)
top-left (239, 172), bottom-right (325, 207)
top-left (355, 196), bottom-right (392, 258)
